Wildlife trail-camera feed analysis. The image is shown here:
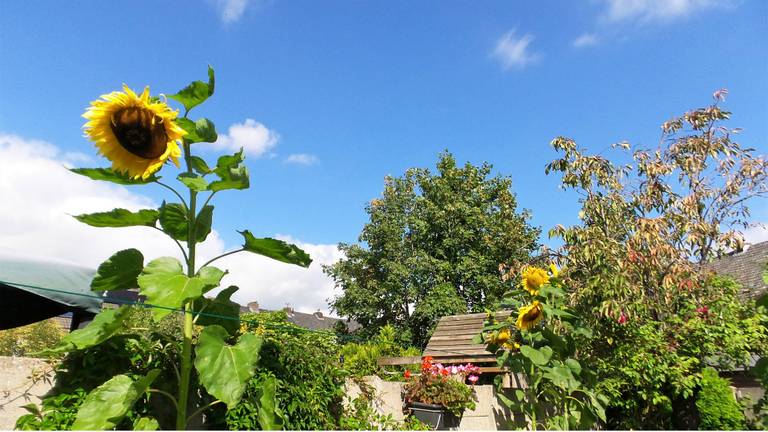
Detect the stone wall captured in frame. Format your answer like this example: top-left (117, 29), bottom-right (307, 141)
top-left (0, 356), bottom-right (54, 430)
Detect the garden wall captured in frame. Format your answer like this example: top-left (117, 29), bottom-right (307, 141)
top-left (345, 376), bottom-right (524, 430)
top-left (0, 356), bottom-right (54, 430)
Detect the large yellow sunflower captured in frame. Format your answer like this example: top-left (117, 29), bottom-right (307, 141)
top-left (516, 300), bottom-right (543, 331)
top-left (520, 266), bottom-right (549, 296)
top-left (83, 85), bottom-right (185, 179)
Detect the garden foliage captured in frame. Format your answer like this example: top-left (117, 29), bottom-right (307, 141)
top-left (545, 91), bottom-right (768, 429)
top-left (0, 318), bottom-right (64, 357)
top-left (339, 324), bottom-right (421, 379)
top-left (696, 367), bottom-right (745, 430)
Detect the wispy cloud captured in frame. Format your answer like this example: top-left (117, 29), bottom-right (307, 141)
top-left (285, 153), bottom-right (318, 166)
top-left (573, 32), bottom-right (600, 48)
top-left (206, 118), bottom-right (279, 158)
top-left (214, 0), bottom-right (251, 23)
top-left (491, 30), bottom-right (540, 71)
top-left (598, 0), bottom-right (732, 24)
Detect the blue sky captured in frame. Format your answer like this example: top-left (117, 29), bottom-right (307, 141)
top-left (0, 1), bottom-right (767, 311)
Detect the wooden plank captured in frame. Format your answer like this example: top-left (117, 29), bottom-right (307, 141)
top-left (423, 348), bottom-right (492, 356)
top-left (433, 323), bottom-right (483, 331)
top-left (426, 343), bottom-right (486, 351)
top-left (429, 328), bottom-right (482, 337)
top-left (419, 355), bottom-right (497, 364)
top-left (439, 312), bottom-right (510, 322)
top-left (428, 334), bottom-right (480, 341)
top-left (377, 356), bottom-right (422, 366)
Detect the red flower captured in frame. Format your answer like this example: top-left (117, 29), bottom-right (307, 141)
top-left (617, 312), bottom-right (628, 325)
top-left (696, 306), bottom-right (709, 316)
top-left (440, 369), bottom-right (449, 376)
top-left (404, 370), bottom-right (412, 379)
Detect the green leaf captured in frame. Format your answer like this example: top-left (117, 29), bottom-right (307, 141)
top-left (208, 149), bottom-right (250, 192)
top-left (565, 358), bottom-right (582, 376)
top-left (133, 416), bottom-right (159, 431)
top-left (257, 376), bottom-right (285, 430)
top-left (168, 65), bottom-right (215, 113)
top-left (176, 117), bottom-right (218, 144)
top-left (543, 365), bottom-right (580, 391)
top-left (178, 173), bottom-right (209, 192)
top-left (91, 249), bottom-right (144, 292)
top-left (472, 333), bottom-right (484, 344)
top-left (194, 325), bottom-right (263, 408)
top-left (190, 156), bottom-right (213, 175)
top-left (240, 230), bottom-right (312, 267)
top-left (520, 345), bottom-right (553, 366)
top-left (194, 286), bottom-right (240, 335)
top-left (158, 202), bottom-right (213, 242)
top-left (70, 167), bottom-right (158, 184)
top-left (137, 257), bottom-right (208, 320)
top-left (543, 303), bottom-right (576, 320)
top-left (74, 209), bottom-right (158, 228)
top-left (41, 306), bottom-right (131, 355)
top-left (538, 284), bottom-right (565, 298)
top-left (198, 266), bottom-right (228, 293)
top-left (72, 370), bottom-right (159, 430)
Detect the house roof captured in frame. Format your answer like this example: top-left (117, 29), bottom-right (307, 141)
top-left (238, 304), bottom-right (361, 332)
top-left (422, 311), bottom-right (510, 363)
top-left (708, 240), bottom-right (768, 299)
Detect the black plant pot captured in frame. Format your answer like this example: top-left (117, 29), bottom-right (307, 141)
top-left (407, 402), bottom-right (462, 430)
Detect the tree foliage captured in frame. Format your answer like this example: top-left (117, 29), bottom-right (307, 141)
top-left (545, 91), bottom-right (768, 429)
top-left (325, 151), bottom-right (539, 346)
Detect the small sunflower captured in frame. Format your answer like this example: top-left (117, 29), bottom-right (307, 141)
top-left (516, 300), bottom-right (543, 331)
top-left (520, 266), bottom-right (549, 296)
top-left (83, 85), bottom-right (185, 179)
top-left (502, 341), bottom-right (521, 351)
top-left (489, 327), bottom-right (511, 345)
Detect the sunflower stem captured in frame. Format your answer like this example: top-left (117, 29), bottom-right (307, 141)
top-left (176, 141), bottom-right (198, 430)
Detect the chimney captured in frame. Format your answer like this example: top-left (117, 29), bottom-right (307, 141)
top-left (283, 304), bottom-right (294, 316)
top-left (313, 310), bottom-right (324, 320)
top-left (247, 301), bottom-right (260, 313)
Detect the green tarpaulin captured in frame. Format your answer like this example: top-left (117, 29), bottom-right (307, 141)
top-left (0, 252), bottom-right (102, 330)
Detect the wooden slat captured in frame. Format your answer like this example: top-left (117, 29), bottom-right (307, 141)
top-left (377, 356), bottom-right (422, 366)
top-left (439, 311), bottom-right (510, 322)
top-left (426, 341), bottom-right (479, 348)
top-left (429, 328), bottom-right (481, 337)
top-left (428, 334), bottom-right (479, 342)
top-left (419, 355), bottom-right (497, 364)
top-left (432, 323), bottom-right (483, 331)
top-left (423, 349), bottom-right (492, 356)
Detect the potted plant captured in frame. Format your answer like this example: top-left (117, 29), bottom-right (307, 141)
top-left (402, 356), bottom-right (479, 430)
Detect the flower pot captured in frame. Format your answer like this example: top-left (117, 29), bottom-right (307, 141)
top-left (407, 402), bottom-right (462, 430)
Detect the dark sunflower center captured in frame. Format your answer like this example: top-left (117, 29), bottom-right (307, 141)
top-left (110, 107), bottom-right (168, 159)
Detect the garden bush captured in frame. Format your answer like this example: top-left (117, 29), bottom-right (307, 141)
top-left (0, 318), bottom-right (65, 357)
top-left (339, 324), bottom-right (421, 379)
top-left (696, 367), bottom-right (745, 430)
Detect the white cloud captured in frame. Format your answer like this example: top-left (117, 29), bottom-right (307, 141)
top-left (573, 33), bottom-right (600, 48)
top-left (215, 0), bottom-right (251, 23)
top-left (598, 0), bottom-right (731, 24)
top-left (206, 118), bottom-right (280, 158)
top-left (285, 153), bottom-right (318, 166)
top-left (744, 224), bottom-right (768, 245)
top-left (492, 30), bottom-right (540, 71)
top-left (0, 133), bottom-right (342, 316)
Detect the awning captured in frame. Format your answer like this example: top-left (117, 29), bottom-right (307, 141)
top-left (0, 252), bottom-right (102, 330)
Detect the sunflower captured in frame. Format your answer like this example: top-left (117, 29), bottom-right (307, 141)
top-left (520, 266), bottom-right (549, 296)
top-left (83, 85), bottom-right (185, 179)
top-left (516, 300), bottom-right (543, 331)
top-left (489, 327), bottom-right (511, 345)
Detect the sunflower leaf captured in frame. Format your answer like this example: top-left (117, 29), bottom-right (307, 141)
top-left (91, 249), bottom-right (144, 292)
top-left (169, 65), bottom-right (215, 113)
top-left (190, 156), bottom-right (213, 175)
top-left (194, 325), bottom-right (262, 408)
top-left (137, 257), bottom-right (211, 320)
top-left (178, 173), bottom-right (209, 192)
top-left (70, 167), bottom-right (158, 185)
top-left (193, 285), bottom-right (240, 335)
top-left (239, 230), bottom-right (312, 267)
top-left (208, 149), bottom-right (250, 192)
top-left (72, 370), bottom-right (160, 430)
top-left (177, 117), bottom-right (218, 144)
top-left (257, 376), bottom-right (285, 430)
top-left (74, 208), bottom-right (159, 228)
top-left (158, 202), bottom-right (214, 243)
top-left (133, 417), bottom-right (160, 431)
top-left (39, 306), bottom-right (132, 355)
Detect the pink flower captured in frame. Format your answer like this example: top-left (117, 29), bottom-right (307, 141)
top-left (449, 366), bottom-right (459, 375)
top-left (696, 306), bottom-right (709, 316)
top-left (468, 375), bottom-right (479, 384)
top-left (617, 312), bottom-right (628, 325)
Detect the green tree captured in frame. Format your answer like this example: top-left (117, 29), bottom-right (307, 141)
top-left (325, 151), bottom-right (539, 346)
top-left (545, 91), bottom-right (768, 429)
